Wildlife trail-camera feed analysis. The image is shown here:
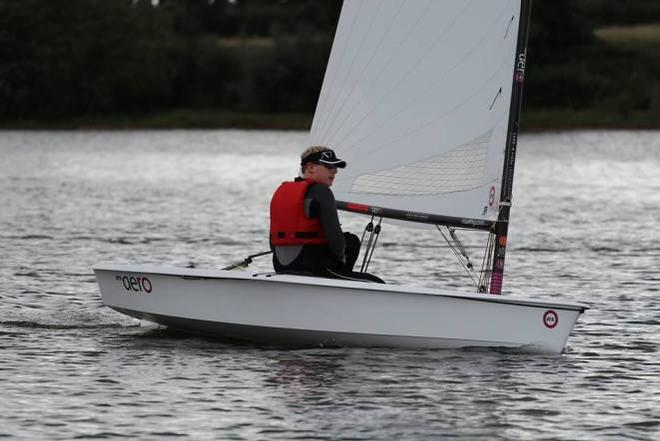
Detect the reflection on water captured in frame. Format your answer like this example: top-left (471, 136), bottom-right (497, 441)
top-left (1, 129), bottom-right (659, 440)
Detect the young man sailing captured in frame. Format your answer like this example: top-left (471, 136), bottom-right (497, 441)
top-left (269, 146), bottom-right (383, 283)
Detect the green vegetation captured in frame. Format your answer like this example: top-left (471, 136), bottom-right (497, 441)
top-left (595, 23), bottom-right (660, 47)
top-left (522, 109), bottom-right (660, 131)
top-left (0, 109), bottom-right (312, 130)
top-left (1, 0), bottom-right (659, 131)
top-left (523, 0), bottom-right (660, 126)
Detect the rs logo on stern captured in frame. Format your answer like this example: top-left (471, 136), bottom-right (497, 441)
top-left (543, 310), bottom-right (558, 329)
top-left (115, 274), bottom-right (153, 293)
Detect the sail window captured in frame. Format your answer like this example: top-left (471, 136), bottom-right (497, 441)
top-left (349, 130), bottom-right (492, 195)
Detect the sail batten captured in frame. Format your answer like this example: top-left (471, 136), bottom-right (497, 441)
top-left (311, 0), bottom-right (524, 225)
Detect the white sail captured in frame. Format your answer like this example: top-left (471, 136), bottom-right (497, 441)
top-left (310, 0), bottom-right (522, 224)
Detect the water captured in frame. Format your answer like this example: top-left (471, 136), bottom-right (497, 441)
top-left (1, 130), bottom-right (659, 440)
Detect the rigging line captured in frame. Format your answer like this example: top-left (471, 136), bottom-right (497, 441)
top-left (340, 3), bottom-right (514, 159)
top-left (446, 228), bottom-right (473, 271)
top-left (318, 0), bottom-right (391, 143)
top-left (478, 232), bottom-right (495, 292)
top-left (359, 216), bottom-right (375, 273)
top-left (448, 227), bottom-right (470, 262)
top-left (436, 226), bottom-right (480, 288)
top-left (485, 232), bottom-right (495, 280)
top-left (332, 0), bottom-right (484, 155)
top-left (320, 0), bottom-right (411, 144)
top-left (313, 0), bottom-right (365, 139)
top-left (360, 218), bottom-right (378, 274)
top-left (485, 234), bottom-right (494, 290)
top-left (440, 226), bottom-right (483, 287)
top-left (359, 215), bottom-right (375, 256)
top-left (222, 250), bottom-right (273, 271)
top-left (364, 217), bottom-right (382, 273)
top-left (360, 233), bottom-right (375, 274)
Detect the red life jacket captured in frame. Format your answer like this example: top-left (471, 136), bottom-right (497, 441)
top-left (270, 180), bottom-right (328, 246)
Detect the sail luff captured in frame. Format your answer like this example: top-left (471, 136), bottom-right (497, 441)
top-left (489, 0), bottom-right (533, 295)
top-left (310, 0), bottom-right (359, 138)
top-left (312, 0), bottom-right (365, 140)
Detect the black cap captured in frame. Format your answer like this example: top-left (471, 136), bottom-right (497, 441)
top-left (301, 149), bottom-right (347, 168)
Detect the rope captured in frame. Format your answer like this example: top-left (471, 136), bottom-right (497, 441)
top-left (449, 227), bottom-right (471, 267)
top-left (222, 250), bottom-right (273, 271)
top-left (478, 232), bottom-right (495, 293)
top-left (437, 226), bottom-right (480, 290)
top-left (363, 219), bottom-right (382, 273)
top-left (360, 216), bottom-right (376, 273)
top-left (360, 215), bottom-right (375, 251)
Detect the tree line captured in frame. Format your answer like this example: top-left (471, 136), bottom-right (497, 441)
top-left (1, 0), bottom-right (659, 123)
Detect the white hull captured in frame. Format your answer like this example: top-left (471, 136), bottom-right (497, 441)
top-left (94, 264), bottom-right (586, 354)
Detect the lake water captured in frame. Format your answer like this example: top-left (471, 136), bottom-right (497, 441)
top-left (1, 129), bottom-right (659, 440)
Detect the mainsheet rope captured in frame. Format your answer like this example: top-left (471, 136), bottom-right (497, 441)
top-left (222, 250), bottom-right (272, 271)
top-left (359, 216), bottom-right (382, 273)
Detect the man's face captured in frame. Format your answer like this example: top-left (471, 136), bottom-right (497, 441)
top-left (305, 163), bottom-right (338, 187)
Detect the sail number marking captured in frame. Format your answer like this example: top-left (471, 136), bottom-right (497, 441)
top-left (543, 310), bottom-right (558, 329)
top-left (116, 274), bottom-right (152, 294)
top-left (489, 186), bottom-right (496, 207)
top-left (515, 51), bottom-right (527, 83)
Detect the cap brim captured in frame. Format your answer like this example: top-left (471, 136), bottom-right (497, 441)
top-left (319, 159), bottom-right (346, 168)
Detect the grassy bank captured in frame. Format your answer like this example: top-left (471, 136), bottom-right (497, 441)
top-left (521, 108), bottom-right (660, 131)
top-left (0, 110), bottom-right (313, 131)
top-left (594, 22), bottom-right (660, 48)
top-left (1, 108), bottom-right (659, 132)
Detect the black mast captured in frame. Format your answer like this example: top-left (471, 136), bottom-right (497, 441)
top-left (489, 0), bottom-right (533, 295)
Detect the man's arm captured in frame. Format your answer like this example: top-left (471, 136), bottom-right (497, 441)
top-left (306, 185), bottom-right (346, 261)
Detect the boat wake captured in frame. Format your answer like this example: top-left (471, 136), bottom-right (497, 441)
top-left (0, 320), bottom-right (140, 330)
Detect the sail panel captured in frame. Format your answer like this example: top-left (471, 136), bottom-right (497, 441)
top-left (351, 130), bottom-right (492, 196)
top-left (310, 0), bottom-right (522, 224)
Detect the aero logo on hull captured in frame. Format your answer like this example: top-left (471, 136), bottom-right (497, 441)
top-left (116, 275), bottom-right (152, 294)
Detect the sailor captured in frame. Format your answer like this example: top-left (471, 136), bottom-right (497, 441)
top-left (269, 146), bottom-right (383, 283)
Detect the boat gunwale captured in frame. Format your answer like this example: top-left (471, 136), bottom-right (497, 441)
top-left (93, 263), bottom-right (588, 313)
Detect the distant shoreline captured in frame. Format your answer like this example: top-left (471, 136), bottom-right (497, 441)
top-left (1, 108), bottom-right (659, 131)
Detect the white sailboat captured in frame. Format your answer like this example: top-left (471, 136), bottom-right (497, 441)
top-left (94, 0), bottom-right (587, 354)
